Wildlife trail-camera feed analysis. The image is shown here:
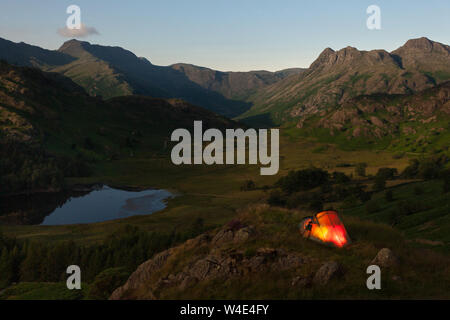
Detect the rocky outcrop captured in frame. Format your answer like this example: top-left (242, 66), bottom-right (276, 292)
top-left (315, 81), bottom-right (450, 142)
top-left (109, 249), bottom-right (174, 300)
top-left (211, 225), bottom-right (255, 246)
top-left (109, 221), bottom-right (333, 300)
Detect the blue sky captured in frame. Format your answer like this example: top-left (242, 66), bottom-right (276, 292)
top-left (0, 0), bottom-right (449, 71)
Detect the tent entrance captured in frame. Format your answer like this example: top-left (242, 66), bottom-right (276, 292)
top-left (299, 211), bottom-right (351, 248)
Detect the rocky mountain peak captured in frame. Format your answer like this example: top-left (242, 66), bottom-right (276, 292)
top-left (402, 37), bottom-right (435, 51)
top-left (309, 47), bottom-right (336, 69)
top-left (393, 37), bottom-right (450, 55)
top-left (58, 39), bottom-right (88, 50)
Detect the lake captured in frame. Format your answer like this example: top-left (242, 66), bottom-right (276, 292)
top-left (0, 186), bottom-right (173, 226)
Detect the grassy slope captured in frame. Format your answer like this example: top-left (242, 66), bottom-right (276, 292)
top-left (154, 205), bottom-right (449, 299)
top-left (344, 180), bottom-right (450, 247)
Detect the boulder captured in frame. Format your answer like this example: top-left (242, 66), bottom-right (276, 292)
top-left (313, 261), bottom-right (344, 286)
top-left (272, 253), bottom-right (304, 271)
top-left (371, 248), bottom-right (399, 268)
top-left (211, 225), bottom-right (254, 246)
top-left (291, 275), bottom-right (313, 288)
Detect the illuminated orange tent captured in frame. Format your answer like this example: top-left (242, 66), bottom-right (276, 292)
top-left (299, 211), bottom-right (351, 248)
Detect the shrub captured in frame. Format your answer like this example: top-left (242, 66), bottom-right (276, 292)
top-left (240, 180), bottom-right (256, 191)
top-left (413, 186), bottom-right (424, 195)
top-left (84, 137), bottom-right (95, 150)
top-left (342, 194), bottom-right (359, 208)
top-left (397, 200), bottom-right (427, 216)
top-left (309, 194), bottom-right (324, 212)
top-left (332, 171), bottom-right (351, 184)
top-left (376, 168), bottom-right (398, 180)
top-left (267, 190), bottom-right (286, 207)
top-left (441, 170), bottom-right (450, 194)
top-left (401, 156), bottom-right (448, 179)
top-left (365, 200), bottom-right (381, 214)
top-left (275, 168), bottom-right (329, 194)
top-left (320, 183), bottom-right (333, 194)
top-left (355, 163), bottom-right (367, 177)
top-left (385, 190), bottom-right (394, 202)
top-left (374, 176), bottom-right (386, 192)
top-left (388, 209), bottom-right (401, 226)
top-left (87, 267), bottom-right (129, 300)
top-left (359, 191), bottom-right (372, 202)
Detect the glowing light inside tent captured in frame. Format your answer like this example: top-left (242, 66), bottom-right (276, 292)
top-left (300, 211), bottom-right (351, 248)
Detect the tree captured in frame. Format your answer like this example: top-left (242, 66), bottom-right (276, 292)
top-left (87, 267), bottom-right (129, 300)
top-left (385, 190), bottom-right (394, 202)
top-left (240, 180), bottom-right (256, 191)
top-left (376, 168), bottom-right (398, 180)
top-left (355, 163), bottom-right (367, 177)
top-left (20, 242), bottom-right (44, 281)
top-left (276, 168), bottom-right (329, 194)
top-left (267, 190), bottom-right (286, 206)
top-left (0, 248), bottom-right (14, 288)
top-left (374, 176), bottom-right (386, 192)
top-left (441, 170), bottom-right (450, 194)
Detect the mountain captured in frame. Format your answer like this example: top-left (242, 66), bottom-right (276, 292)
top-left (170, 63), bottom-right (305, 100)
top-left (300, 81), bottom-right (450, 152)
top-left (240, 37), bottom-right (450, 125)
top-left (0, 37), bottom-right (75, 67)
top-left (0, 60), bottom-right (236, 194)
top-left (0, 37), bottom-right (301, 118)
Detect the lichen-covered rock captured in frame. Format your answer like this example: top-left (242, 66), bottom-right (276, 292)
top-left (211, 225), bottom-right (254, 245)
top-left (313, 261), bottom-right (344, 286)
top-left (109, 248), bottom-right (173, 300)
top-left (291, 274), bottom-right (313, 288)
top-left (371, 248), bottom-right (399, 268)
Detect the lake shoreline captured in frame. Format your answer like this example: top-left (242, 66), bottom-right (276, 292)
top-left (1, 184), bottom-right (175, 226)
top-left (0, 181), bottom-right (154, 198)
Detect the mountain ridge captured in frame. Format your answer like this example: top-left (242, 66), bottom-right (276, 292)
top-left (0, 37), bottom-right (303, 117)
top-left (240, 37), bottom-right (450, 125)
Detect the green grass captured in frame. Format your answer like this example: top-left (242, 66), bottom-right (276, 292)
top-left (343, 180), bottom-right (450, 250)
top-left (0, 282), bottom-right (88, 300)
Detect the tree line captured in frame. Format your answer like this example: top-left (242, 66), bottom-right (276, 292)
top-left (0, 220), bottom-right (207, 297)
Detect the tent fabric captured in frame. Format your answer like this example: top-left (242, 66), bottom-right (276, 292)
top-left (299, 211), bottom-right (351, 248)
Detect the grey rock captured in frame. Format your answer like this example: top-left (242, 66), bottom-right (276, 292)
top-left (313, 261), bottom-right (344, 286)
top-left (371, 248), bottom-right (399, 268)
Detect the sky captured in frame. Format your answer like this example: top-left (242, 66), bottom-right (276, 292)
top-left (0, 0), bottom-right (449, 71)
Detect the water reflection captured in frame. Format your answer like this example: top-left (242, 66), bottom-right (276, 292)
top-left (0, 185), bottom-right (172, 226)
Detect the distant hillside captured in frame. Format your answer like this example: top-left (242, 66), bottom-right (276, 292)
top-left (0, 37), bottom-right (75, 67)
top-left (298, 81), bottom-right (450, 152)
top-left (0, 38), bottom-right (301, 118)
top-left (0, 61), bottom-right (235, 194)
top-left (170, 63), bottom-right (305, 100)
top-left (240, 37), bottom-right (450, 125)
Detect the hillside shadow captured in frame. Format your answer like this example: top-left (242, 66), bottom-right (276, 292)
top-left (238, 113), bottom-right (275, 128)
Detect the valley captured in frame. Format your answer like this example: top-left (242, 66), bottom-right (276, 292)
top-left (0, 35), bottom-right (449, 300)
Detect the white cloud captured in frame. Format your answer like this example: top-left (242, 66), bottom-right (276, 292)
top-left (57, 23), bottom-right (99, 38)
